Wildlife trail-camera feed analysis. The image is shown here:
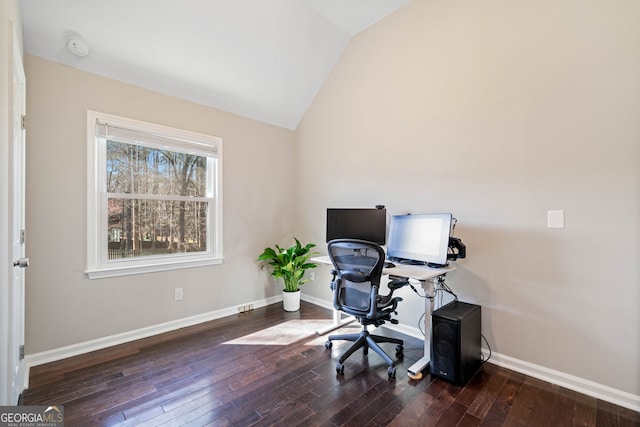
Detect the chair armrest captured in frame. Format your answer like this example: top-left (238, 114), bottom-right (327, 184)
top-left (388, 278), bottom-right (409, 291)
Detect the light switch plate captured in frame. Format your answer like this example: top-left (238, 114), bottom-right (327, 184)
top-left (547, 210), bottom-right (565, 228)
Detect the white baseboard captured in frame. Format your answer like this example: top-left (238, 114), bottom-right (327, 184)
top-left (24, 295), bottom-right (281, 387)
top-left (483, 350), bottom-right (640, 413)
top-left (381, 322), bottom-right (640, 413)
top-left (24, 297), bottom-right (640, 413)
top-left (383, 323), bottom-right (425, 340)
top-left (300, 293), bottom-right (332, 310)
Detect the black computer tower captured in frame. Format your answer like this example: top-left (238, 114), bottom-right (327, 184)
top-left (430, 301), bottom-right (482, 385)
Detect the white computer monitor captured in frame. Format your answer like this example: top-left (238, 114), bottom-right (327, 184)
top-left (386, 213), bottom-right (452, 267)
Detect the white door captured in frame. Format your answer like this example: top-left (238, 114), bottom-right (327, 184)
top-left (9, 27), bottom-right (27, 404)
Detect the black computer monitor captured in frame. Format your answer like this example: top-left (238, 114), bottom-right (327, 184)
top-left (326, 208), bottom-right (387, 245)
top-left (386, 213), bottom-right (452, 267)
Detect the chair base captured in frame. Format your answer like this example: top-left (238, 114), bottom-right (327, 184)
top-left (326, 325), bottom-right (404, 377)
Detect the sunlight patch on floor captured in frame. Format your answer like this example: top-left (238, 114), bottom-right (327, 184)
top-left (223, 319), bottom-right (338, 346)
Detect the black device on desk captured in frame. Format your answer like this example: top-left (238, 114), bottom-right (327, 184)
top-left (326, 207), bottom-right (387, 245)
top-left (447, 237), bottom-right (466, 261)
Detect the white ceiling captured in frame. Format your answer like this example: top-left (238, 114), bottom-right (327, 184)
top-left (19, 0), bottom-right (409, 129)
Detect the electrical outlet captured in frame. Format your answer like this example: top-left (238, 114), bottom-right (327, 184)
top-left (174, 287), bottom-right (184, 301)
top-left (310, 272), bottom-right (315, 281)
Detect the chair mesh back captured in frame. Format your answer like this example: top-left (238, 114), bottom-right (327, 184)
top-left (341, 281), bottom-right (371, 312)
top-left (327, 240), bottom-right (385, 316)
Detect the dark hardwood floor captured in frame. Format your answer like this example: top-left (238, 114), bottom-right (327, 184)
top-left (22, 301), bottom-right (640, 426)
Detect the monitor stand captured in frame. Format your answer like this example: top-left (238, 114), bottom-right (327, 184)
top-left (427, 262), bottom-right (449, 268)
top-left (394, 258), bottom-right (425, 266)
top-left (390, 258), bottom-right (449, 268)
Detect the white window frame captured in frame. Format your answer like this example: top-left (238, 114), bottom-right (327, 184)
top-left (86, 110), bottom-right (223, 279)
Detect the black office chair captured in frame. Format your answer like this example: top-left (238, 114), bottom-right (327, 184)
top-left (324, 239), bottom-right (408, 378)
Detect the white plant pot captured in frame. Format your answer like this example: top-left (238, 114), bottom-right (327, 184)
top-left (282, 289), bottom-right (301, 312)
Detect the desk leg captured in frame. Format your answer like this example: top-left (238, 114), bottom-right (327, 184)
top-left (315, 309), bottom-right (355, 335)
top-left (407, 277), bottom-right (436, 379)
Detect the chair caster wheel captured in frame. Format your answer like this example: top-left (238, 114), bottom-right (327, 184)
top-left (325, 341), bottom-right (333, 350)
top-left (395, 345), bottom-right (404, 359)
top-left (387, 367), bottom-right (396, 379)
top-left (336, 363), bottom-right (344, 375)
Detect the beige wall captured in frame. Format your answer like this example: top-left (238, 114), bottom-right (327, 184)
top-left (296, 0), bottom-right (640, 396)
top-left (24, 55), bottom-right (296, 353)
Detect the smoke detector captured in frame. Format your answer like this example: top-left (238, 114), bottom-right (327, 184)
top-left (67, 37), bottom-right (90, 57)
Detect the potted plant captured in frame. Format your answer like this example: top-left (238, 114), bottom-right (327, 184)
top-left (257, 237), bottom-right (319, 311)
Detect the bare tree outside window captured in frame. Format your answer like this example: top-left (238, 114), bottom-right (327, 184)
top-left (106, 141), bottom-right (209, 259)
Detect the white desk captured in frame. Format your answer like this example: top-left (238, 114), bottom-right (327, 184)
top-left (312, 255), bottom-right (455, 379)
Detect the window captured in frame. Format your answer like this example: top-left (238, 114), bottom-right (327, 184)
top-left (86, 111), bottom-right (223, 278)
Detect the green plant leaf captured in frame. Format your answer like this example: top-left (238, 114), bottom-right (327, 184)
top-left (257, 237), bottom-right (319, 292)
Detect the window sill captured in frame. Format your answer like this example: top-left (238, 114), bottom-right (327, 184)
top-left (86, 256), bottom-right (224, 279)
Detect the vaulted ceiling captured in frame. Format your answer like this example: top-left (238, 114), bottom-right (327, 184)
top-left (19, 0), bottom-right (409, 129)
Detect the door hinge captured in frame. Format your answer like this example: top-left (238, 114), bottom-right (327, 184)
top-left (21, 115), bottom-right (26, 130)
top-left (19, 345), bottom-right (24, 360)
top-left (20, 229), bottom-right (26, 244)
